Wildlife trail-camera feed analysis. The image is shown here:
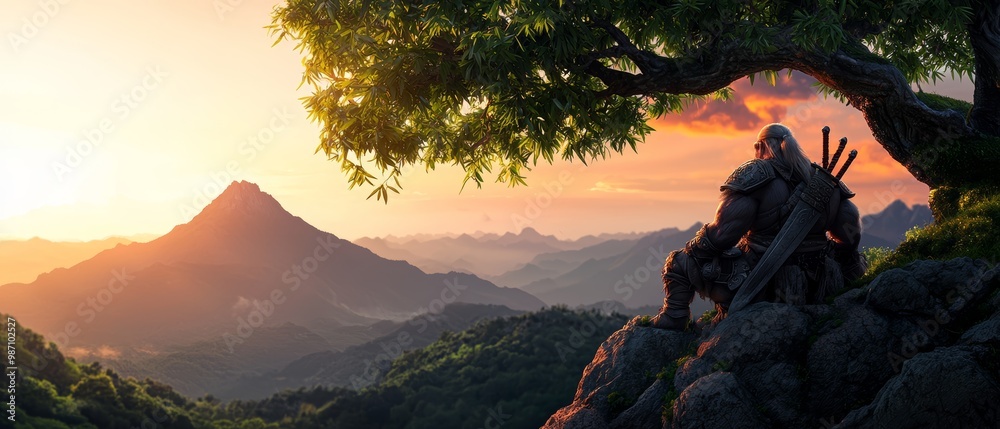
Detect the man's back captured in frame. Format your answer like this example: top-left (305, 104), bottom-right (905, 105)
top-left (735, 158), bottom-right (854, 253)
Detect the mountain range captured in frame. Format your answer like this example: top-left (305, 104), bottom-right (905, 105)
top-left (525, 225), bottom-right (704, 307)
top-left (0, 194), bottom-right (931, 355)
top-left (354, 228), bottom-right (652, 276)
top-left (0, 194), bottom-right (931, 335)
top-left (0, 181), bottom-right (543, 354)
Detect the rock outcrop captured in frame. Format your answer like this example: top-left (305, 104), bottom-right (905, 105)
top-left (543, 257), bottom-right (1000, 429)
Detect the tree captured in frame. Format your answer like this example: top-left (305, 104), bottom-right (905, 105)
top-left (269, 0), bottom-right (1000, 200)
top-left (70, 373), bottom-right (120, 406)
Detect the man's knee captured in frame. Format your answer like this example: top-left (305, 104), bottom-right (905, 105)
top-left (663, 250), bottom-right (694, 282)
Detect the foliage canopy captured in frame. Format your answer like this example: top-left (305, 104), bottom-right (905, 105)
top-left (269, 0), bottom-right (999, 198)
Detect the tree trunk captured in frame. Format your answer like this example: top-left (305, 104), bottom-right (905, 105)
top-left (969, 2), bottom-right (1000, 137)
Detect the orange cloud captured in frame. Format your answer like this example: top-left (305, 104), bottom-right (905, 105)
top-left (655, 71), bottom-right (818, 135)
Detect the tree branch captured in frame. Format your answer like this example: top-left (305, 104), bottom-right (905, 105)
top-left (589, 19), bottom-right (668, 76)
top-left (578, 29), bottom-right (980, 187)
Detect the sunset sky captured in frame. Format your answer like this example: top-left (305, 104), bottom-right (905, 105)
top-left (0, 2), bottom-right (974, 242)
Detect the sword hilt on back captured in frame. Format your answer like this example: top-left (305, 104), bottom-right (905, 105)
top-left (821, 126), bottom-right (830, 169)
top-left (835, 150), bottom-right (858, 180)
top-left (828, 137), bottom-right (848, 172)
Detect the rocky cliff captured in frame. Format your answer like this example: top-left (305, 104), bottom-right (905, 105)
top-left (543, 257), bottom-right (1000, 428)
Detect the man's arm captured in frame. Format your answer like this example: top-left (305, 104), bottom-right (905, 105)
top-left (828, 198), bottom-right (867, 280)
top-left (706, 191), bottom-right (759, 249)
top-left (829, 199), bottom-right (862, 248)
top-left (686, 158), bottom-right (770, 260)
top-left (687, 191), bottom-right (759, 260)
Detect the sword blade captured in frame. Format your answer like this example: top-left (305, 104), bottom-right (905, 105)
top-left (729, 204), bottom-right (822, 312)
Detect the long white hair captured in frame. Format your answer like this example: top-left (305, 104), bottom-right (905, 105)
top-left (756, 123), bottom-right (813, 181)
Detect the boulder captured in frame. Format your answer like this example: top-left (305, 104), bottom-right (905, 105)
top-left (669, 372), bottom-right (771, 429)
top-left (544, 404), bottom-right (610, 429)
top-left (609, 379), bottom-right (670, 429)
top-left (674, 303), bottom-right (810, 392)
top-left (837, 347), bottom-right (1000, 429)
top-left (806, 302), bottom-right (895, 418)
top-left (736, 362), bottom-right (804, 428)
top-left (543, 317), bottom-right (695, 428)
top-left (898, 257), bottom-right (993, 297)
top-left (864, 268), bottom-right (938, 316)
top-left (961, 312), bottom-right (1000, 345)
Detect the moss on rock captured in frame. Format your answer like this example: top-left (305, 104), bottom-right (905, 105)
top-left (863, 187), bottom-right (1000, 282)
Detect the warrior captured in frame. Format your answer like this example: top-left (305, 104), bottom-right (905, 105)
top-left (651, 123), bottom-right (867, 331)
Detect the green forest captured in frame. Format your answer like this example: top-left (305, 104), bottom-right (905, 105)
top-left (5, 307), bottom-right (629, 429)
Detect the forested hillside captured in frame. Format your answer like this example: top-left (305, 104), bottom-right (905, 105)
top-left (8, 307), bottom-right (632, 428)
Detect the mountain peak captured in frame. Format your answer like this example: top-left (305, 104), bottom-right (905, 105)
top-left (192, 181), bottom-right (290, 224)
top-left (520, 227), bottom-right (542, 237)
top-left (884, 199), bottom-right (909, 212)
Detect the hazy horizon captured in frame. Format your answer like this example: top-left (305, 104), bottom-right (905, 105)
top-left (0, 187), bottom-right (927, 243)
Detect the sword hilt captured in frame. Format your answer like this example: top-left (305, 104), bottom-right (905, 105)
top-left (821, 126), bottom-right (830, 169)
top-left (828, 137), bottom-right (848, 172)
top-left (835, 150), bottom-right (858, 180)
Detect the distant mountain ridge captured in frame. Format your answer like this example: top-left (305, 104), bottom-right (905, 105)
top-left (485, 231), bottom-right (673, 288)
top-left (358, 230), bottom-right (650, 247)
top-left (526, 224), bottom-right (711, 313)
top-left (0, 236), bottom-right (134, 285)
top-left (860, 200), bottom-right (933, 249)
top-left (354, 228), bottom-right (652, 276)
top-left (0, 181), bottom-right (543, 352)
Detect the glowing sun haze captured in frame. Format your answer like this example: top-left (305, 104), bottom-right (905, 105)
top-left (0, 1), bottom-right (973, 241)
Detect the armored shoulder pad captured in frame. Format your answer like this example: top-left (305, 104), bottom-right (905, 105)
top-left (720, 159), bottom-right (776, 193)
top-left (839, 180), bottom-right (855, 199)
